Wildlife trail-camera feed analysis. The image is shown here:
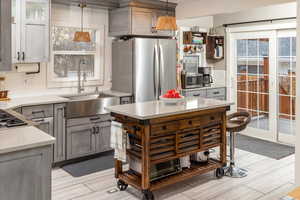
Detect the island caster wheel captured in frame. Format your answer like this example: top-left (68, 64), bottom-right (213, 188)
top-left (215, 167), bottom-right (225, 179)
top-left (142, 190), bottom-right (154, 200)
top-left (117, 180), bottom-right (128, 191)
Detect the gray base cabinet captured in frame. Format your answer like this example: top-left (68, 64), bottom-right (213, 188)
top-left (0, 146), bottom-right (52, 200)
top-left (66, 116), bottom-right (112, 160)
top-left (21, 103), bottom-right (66, 163)
top-left (54, 104), bottom-right (66, 162)
top-left (66, 124), bottom-right (97, 160)
top-left (182, 87), bottom-right (227, 100)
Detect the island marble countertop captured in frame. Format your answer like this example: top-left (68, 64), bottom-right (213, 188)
top-left (106, 97), bottom-right (233, 120)
top-left (0, 126), bottom-right (55, 154)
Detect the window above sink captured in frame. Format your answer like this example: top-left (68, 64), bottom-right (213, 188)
top-left (48, 24), bottom-right (105, 88)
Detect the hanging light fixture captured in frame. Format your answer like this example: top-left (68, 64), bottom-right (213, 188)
top-left (73, 0), bottom-right (91, 42)
top-left (156, 0), bottom-right (177, 31)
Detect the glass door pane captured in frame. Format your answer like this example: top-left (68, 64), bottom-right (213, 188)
top-left (236, 38), bottom-right (270, 133)
top-left (277, 35), bottom-right (296, 142)
top-left (25, 0), bottom-right (48, 24)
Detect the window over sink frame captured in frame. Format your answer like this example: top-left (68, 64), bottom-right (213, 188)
top-left (47, 24), bottom-right (105, 88)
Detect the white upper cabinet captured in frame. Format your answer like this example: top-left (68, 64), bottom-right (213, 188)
top-left (0, 0), bottom-right (12, 71)
top-left (12, 0), bottom-right (50, 63)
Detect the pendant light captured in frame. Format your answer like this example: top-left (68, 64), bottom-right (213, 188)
top-left (156, 0), bottom-right (177, 31)
top-left (73, 0), bottom-right (91, 42)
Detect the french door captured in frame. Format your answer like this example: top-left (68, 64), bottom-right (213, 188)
top-left (229, 29), bottom-right (296, 144)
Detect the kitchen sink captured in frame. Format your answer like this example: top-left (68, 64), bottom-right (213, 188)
top-left (64, 93), bottom-right (120, 119)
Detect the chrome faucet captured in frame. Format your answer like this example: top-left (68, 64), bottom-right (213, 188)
top-left (78, 59), bottom-right (87, 94)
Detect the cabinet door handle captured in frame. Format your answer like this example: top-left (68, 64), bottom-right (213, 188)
top-left (17, 52), bottom-right (20, 61)
top-left (96, 126), bottom-right (100, 134)
top-left (90, 117), bottom-right (100, 121)
top-left (92, 127), bottom-right (96, 134)
top-left (22, 52), bottom-right (25, 61)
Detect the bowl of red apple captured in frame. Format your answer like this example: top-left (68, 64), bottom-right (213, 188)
top-left (159, 89), bottom-right (185, 104)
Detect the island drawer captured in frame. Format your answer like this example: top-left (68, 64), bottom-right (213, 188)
top-left (151, 122), bottom-right (179, 136)
top-left (179, 112), bottom-right (222, 130)
top-left (201, 123), bottom-right (222, 148)
top-left (22, 104), bottom-right (54, 119)
top-left (150, 134), bottom-right (176, 161)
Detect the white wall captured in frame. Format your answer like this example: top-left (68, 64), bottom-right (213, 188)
top-left (177, 16), bottom-right (213, 29)
top-left (214, 2), bottom-right (296, 27)
top-left (176, 0), bottom-right (295, 19)
top-left (1, 4), bottom-right (112, 98)
top-left (296, 0), bottom-right (300, 187)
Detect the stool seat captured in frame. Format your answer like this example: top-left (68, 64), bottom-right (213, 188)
top-left (226, 112), bottom-right (251, 133)
top-left (224, 111), bottom-right (251, 178)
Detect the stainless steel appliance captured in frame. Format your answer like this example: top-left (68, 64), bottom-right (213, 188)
top-left (181, 72), bottom-right (204, 89)
top-left (0, 110), bottom-right (27, 128)
top-left (129, 157), bottom-right (182, 181)
top-left (112, 38), bottom-right (177, 102)
top-left (198, 67), bottom-right (213, 87)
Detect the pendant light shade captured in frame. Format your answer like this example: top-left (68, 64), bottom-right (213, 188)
top-left (73, 31), bottom-right (91, 42)
top-left (73, 1), bottom-right (91, 43)
top-left (156, 0), bottom-right (177, 31)
top-left (156, 16), bottom-right (177, 31)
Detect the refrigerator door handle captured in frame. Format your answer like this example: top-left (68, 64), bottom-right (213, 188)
top-left (154, 44), bottom-right (160, 99)
top-left (159, 44), bottom-right (164, 96)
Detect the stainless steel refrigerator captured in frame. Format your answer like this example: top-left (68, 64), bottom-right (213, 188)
top-left (112, 38), bottom-right (177, 102)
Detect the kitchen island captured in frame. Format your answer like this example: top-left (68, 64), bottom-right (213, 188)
top-left (107, 97), bottom-right (233, 200)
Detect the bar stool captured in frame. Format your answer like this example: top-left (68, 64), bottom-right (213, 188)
top-left (224, 112), bottom-right (251, 178)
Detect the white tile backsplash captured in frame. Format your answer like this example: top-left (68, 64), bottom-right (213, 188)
top-left (211, 69), bottom-right (226, 86)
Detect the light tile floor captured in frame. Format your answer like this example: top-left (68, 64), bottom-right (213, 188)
top-left (52, 149), bottom-right (295, 200)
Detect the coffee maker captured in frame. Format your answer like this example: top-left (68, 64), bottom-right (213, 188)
top-left (198, 67), bottom-right (213, 87)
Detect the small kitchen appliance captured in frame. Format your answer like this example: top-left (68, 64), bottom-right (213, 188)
top-left (198, 67), bottom-right (213, 87)
top-left (181, 71), bottom-right (204, 89)
top-left (129, 156), bottom-right (182, 181)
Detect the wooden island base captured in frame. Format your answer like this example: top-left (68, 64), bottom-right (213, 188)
top-left (111, 106), bottom-right (229, 200)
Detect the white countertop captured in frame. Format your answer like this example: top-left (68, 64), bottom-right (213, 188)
top-left (0, 95), bottom-right (70, 110)
top-left (0, 89), bottom-right (131, 154)
top-left (0, 126), bottom-right (55, 154)
top-left (106, 97), bottom-right (233, 120)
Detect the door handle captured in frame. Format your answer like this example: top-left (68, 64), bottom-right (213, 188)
top-left (22, 52), bottom-right (25, 61)
top-left (159, 45), bottom-right (164, 96)
top-left (154, 44), bottom-right (160, 99)
top-left (17, 52), bottom-right (20, 61)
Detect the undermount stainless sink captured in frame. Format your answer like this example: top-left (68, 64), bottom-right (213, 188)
top-left (64, 93), bottom-right (120, 119)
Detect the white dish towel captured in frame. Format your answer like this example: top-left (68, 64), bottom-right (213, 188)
top-left (110, 121), bottom-right (130, 162)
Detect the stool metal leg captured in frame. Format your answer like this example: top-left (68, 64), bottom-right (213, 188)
top-left (224, 132), bottom-right (248, 178)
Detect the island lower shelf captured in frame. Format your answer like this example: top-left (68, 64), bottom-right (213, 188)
top-left (111, 106), bottom-right (230, 200)
top-left (119, 159), bottom-right (222, 191)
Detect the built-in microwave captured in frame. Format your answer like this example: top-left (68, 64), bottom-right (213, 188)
top-left (181, 72), bottom-right (204, 89)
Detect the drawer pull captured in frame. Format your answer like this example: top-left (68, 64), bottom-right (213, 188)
top-left (213, 91), bottom-right (220, 95)
top-left (90, 117), bottom-right (100, 121)
top-left (188, 120), bottom-right (193, 125)
top-left (210, 116), bottom-right (215, 120)
top-left (193, 94), bottom-right (200, 97)
top-left (32, 110), bottom-right (45, 114)
top-left (162, 126), bottom-right (167, 130)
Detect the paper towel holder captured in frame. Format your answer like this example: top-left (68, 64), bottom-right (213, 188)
top-left (15, 63), bottom-right (40, 75)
